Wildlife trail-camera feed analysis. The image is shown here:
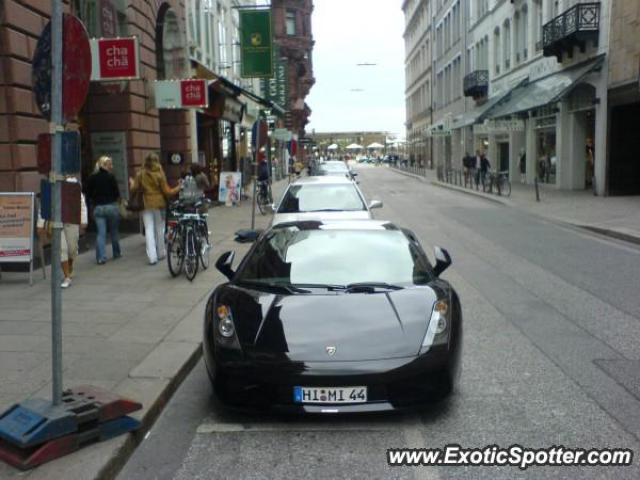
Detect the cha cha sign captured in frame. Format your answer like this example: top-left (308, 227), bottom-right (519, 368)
top-left (154, 79), bottom-right (209, 109)
top-left (90, 37), bottom-right (140, 81)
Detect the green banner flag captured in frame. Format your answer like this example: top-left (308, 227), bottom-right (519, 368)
top-left (240, 9), bottom-right (274, 78)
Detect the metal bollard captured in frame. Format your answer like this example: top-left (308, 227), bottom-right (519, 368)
top-left (535, 177), bottom-right (540, 202)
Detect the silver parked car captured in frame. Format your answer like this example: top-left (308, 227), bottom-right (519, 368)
top-left (271, 176), bottom-right (382, 226)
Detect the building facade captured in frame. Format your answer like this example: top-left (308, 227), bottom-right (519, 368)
top-left (403, 0), bottom-right (631, 196)
top-left (606, 0), bottom-right (640, 195)
top-left (271, 0), bottom-right (315, 139)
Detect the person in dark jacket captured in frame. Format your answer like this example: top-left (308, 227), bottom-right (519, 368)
top-left (85, 156), bottom-right (121, 264)
top-left (480, 152), bottom-right (491, 190)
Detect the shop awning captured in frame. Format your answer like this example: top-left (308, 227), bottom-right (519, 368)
top-left (451, 83), bottom-right (523, 129)
top-left (488, 55), bottom-right (605, 119)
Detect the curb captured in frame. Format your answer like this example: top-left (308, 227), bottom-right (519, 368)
top-left (430, 180), bottom-right (510, 206)
top-left (98, 344), bottom-right (203, 480)
top-left (576, 225), bottom-right (640, 246)
top-left (389, 167), bottom-right (430, 183)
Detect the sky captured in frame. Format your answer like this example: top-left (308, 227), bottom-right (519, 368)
top-left (305, 0), bottom-right (406, 138)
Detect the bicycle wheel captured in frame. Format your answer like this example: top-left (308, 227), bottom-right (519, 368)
top-left (184, 229), bottom-right (199, 281)
top-left (199, 223), bottom-right (210, 270)
top-left (257, 192), bottom-right (267, 215)
top-left (500, 177), bottom-right (511, 197)
top-left (167, 231), bottom-right (184, 277)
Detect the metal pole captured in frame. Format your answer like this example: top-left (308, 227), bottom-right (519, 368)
top-left (251, 113), bottom-right (261, 230)
top-left (535, 177), bottom-right (540, 202)
top-left (50, 0), bottom-right (64, 406)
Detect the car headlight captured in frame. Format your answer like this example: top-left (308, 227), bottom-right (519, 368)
top-left (420, 299), bottom-right (450, 354)
top-left (214, 304), bottom-right (241, 349)
top-left (217, 305), bottom-right (235, 338)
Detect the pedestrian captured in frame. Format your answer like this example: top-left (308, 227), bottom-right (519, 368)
top-left (129, 153), bottom-right (180, 265)
top-left (190, 164), bottom-right (210, 193)
top-left (85, 155), bottom-right (121, 265)
top-left (472, 150), bottom-right (482, 189)
top-left (60, 176), bottom-right (88, 288)
top-left (462, 152), bottom-right (471, 187)
top-left (518, 149), bottom-right (526, 183)
top-left (480, 152), bottom-right (491, 190)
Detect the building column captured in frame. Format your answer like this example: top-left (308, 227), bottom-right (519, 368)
top-left (526, 114), bottom-right (536, 184)
top-left (509, 131), bottom-right (525, 183)
top-left (593, 76), bottom-right (608, 196)
top-left (556, 100), bottom-right (571, 189)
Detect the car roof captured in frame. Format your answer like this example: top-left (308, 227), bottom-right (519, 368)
top-left (290, 175), bottom-right (354, 185)
top-left (270, 219), bottom-right (400, 232)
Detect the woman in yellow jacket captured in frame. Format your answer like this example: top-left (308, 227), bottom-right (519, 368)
top-left (129, 153), bottom-right (180, 265)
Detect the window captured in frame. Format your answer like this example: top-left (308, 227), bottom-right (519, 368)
top-left (503, 20), bottom-right (511, 70)
top-left (522, 6), bottom-right (529, 59)
top-left (494, 28), bottom-right (501, 75)
top-left (533, 0), bottom-right (543, 51)
top-left (286, 10), bottom-right (296, 35)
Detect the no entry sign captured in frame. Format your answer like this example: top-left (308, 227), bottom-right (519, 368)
top-left (90, 37), bottom-right (140, 81)
top-left (32, 14), bottom-right (92, 122)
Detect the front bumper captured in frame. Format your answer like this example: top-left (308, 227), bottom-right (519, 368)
top-left (205, 347), bottom-right (459, 413)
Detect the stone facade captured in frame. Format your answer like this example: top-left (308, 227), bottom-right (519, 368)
top-left (271, 0), bottom-right (315, 138)
top-left (0, 0), bottom-right (192, 193)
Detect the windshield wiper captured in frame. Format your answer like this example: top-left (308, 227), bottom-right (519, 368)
top-left (344, 282), bottom-right (404, 293)
top-left (236, 281), bottom-right (310, 294)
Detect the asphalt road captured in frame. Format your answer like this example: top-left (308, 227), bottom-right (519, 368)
top-left (119, 166), bottom-right (640, 480)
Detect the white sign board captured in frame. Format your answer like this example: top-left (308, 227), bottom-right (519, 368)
top-left (154, 79), bottom-right (209, 109)
top-left (273, 129), bottom-right (292, 141)
top-left (0, 193), bottom-right (34, 263)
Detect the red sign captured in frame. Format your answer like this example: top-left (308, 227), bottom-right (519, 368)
top-left (93, 38), bottom-right (139, 80)
top-left (180, 79), bottom-right (208, 108)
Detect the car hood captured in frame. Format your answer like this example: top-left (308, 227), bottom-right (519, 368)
top-left (218, 286), bottom-right (438, 361)
top-left (272, 210), bottom-right (371, 226)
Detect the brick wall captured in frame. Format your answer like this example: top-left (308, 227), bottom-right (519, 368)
top-left (0, 0), bottom-right (191, 193)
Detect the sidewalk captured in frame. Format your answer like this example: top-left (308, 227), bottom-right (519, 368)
top-left (391, 166), bottom-right (640, 244)
top-left (0, 178), bottom-right (290, 479)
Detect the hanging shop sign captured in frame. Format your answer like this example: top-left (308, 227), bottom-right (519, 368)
top-left (240, 9), bottom-right (274, 78)
top-left (154, 79), bottom-right (208, 109)
top-left (273, 129), bottom-right (292, 141)
top-left (90, 37), bottom-right (140, 81)
top-left (222, 97), bottom-right (245, 123)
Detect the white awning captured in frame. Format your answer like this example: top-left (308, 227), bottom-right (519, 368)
top-left (367, 142), bottom-right (384, 149)
top-left (346, 143), bottom-right (364, 150)
top-left (327, 143), bottom-right (339, 150)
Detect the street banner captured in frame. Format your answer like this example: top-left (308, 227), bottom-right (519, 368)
top-left (251, 120), bottom-right (269, 150)
top-left (154, 80), bottom-right (208, 109)
top-left (219, 172), bottom-right (242, 206)
top-left (240, 9), bottom-right (274, 78)
top-left (260, 46), bottom-right (287, 106)
top-left (90, 37), bottom-right (140, 81)
top-left (0, 193), bottom-right (34, 263)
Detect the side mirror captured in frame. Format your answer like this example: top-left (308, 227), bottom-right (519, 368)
top-left (234, 229), bottom-right (262, 243)
top-left (269, 203), bottom-right (276, 213)
top-left (368, 200), bottom-right (383, 209)
top-left (351, 171), bottom-right (358, 176)
top-left (215, 251), bottom-right (236, 280)
top-left (433, 246), bottom-right (452, 277)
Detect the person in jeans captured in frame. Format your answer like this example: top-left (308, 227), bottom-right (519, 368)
top-left (129, 153), bottom-right (180, 265)
top-left (85, 156), bottom-right (121, 264)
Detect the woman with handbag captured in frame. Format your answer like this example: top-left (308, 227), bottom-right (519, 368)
top-left (85, 155), bottom-right (121, 264)
top-left (129, 153), bottom-right (180, 265)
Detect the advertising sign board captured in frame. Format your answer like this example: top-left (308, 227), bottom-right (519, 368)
top-left (90, 37), bottom-right (140, 81)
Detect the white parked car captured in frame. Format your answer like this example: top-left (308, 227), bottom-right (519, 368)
top-left (271, 176), bottom-right (383, 226)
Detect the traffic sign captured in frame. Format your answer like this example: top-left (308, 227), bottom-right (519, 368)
top-left (31, 14), bottom-right (92, 122)
top-left (251, 120), bottom-right (268, 150)
top-left (90, 37), bottom-right (140, 81)
top-left (37, 132), bottom-right (81, 174)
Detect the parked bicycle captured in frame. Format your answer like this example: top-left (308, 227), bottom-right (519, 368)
top-left (167, 199), bottom-right (211, 281)
top-left (256, 180), bottom-right (273, 215)
top-left (484, 170), bottom-right (512, 197)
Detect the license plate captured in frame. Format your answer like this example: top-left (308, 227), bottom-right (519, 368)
top-left (293, 386), bottom-right (368, 404)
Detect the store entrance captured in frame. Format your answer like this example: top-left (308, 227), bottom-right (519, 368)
top-left (498, 142), bottom-right (509, 172)
top-left (609, 102), bottom-right (640, 195)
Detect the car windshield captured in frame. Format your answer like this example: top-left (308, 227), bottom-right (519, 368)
top-left (319, 163), bottom-right (348, 174)
top-left (277, 184), bottom-right (366, 213)
top-left (236, 226), bottom-right (434, 287)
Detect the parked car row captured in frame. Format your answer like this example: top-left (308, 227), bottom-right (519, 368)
top-left (203, 163), bottom-right (463, 414)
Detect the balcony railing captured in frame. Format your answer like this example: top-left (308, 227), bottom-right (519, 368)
top-left (463, 70), bottom-right (489, 99)
top-left (543, 2), bottom-right (600, 61)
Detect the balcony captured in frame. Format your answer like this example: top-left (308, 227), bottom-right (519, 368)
top-left (463, 70), bottom-right (489, 99)
top-left (543, 2), bottom-right (600, 62)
